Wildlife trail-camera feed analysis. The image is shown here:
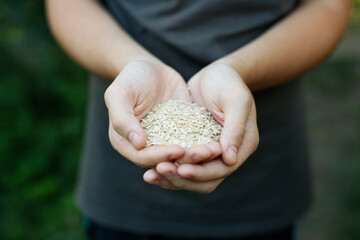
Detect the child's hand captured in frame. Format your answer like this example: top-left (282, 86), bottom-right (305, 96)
top-left (143, 63), bottom-right (259, 193)
top-left (105, 59), bottom-right (191, 168)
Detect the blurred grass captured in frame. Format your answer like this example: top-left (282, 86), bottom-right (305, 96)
top-left (0, 1), bottom-right (86, 239)
top-left (298, 28), bottom-right (360, 240)
top-left (0, 1), bottom-right (359, 240)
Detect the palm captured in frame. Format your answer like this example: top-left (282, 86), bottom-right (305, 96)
top-left (119, 60), bottom-right (191, 120)
top-left (144, 64), bottom-right (259, 193)
top-left (188, 63), bottom-right (258, 165)
top-left (105, 60), bottom-right (191, 169)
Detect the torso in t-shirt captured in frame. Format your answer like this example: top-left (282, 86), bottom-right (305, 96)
top-left (76, 0), bottom-right (311, 238)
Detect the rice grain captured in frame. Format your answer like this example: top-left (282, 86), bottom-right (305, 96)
top-left (140, 100), bottom-right (222, 148)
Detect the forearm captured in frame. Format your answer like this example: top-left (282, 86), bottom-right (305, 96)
top-left (219, 0), bottom-right (352, 91)
top-left (46, 0), bottom-right (158, 80)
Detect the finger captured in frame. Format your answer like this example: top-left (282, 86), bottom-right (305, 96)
top-left (155, 177), bottom-right (180, 190)
top-left (143, 169), bottom-right (178, 190)
top-left (156, 162), bottom-right (222, 194)
top-left (156, 65), bottom-right (191, 102)
top-left (176, 145), bottom-right (211, 164)
top-left (105, 86), bottom-right (146, 150)
top-left (109, 125), bottom-right (185, 167)
top-left (170, 81), bottom-right (192, 102)
top-left (177, 159), bottom-right (233, 181)
top-left (187, 73), bottom-right (205, 106)
top-left (220, 92), bottom-right (253, 166)
top-left (143, 168), bottom-right (160, 184)
top-left (178, 106), bottom-right (259, 182)
top-left (176, 141), bottom-right (222, 164)
top-left (237, 103), bottom-right (259, 165)
top-left (155, 161), bottom-right (178, 179)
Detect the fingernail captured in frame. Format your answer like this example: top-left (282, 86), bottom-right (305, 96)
top-left (228, 145), bottom-right (238, 158)
top-left (226, 145), bottom-right (238, 165)
top-left (129, 131), bottom-right (138, 145)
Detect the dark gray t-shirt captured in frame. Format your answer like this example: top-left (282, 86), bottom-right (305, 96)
top-left (76, 0), bottom-right (311, 237)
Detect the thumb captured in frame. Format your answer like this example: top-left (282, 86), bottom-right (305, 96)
top-left (105, 87), bottom-right (146, 150)
top-left (220, 94), bottom-right (253, 166)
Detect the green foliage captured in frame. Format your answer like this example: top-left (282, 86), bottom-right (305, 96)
top-left (302, 54), bottom-right (360, 240)
top-left (353, 0), bottom-right (360, 26)
top-left (0, 1), bottom-right (86, 239)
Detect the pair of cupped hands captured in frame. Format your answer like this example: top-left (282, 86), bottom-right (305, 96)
top-left (105, 59), bottom-right (259, 194)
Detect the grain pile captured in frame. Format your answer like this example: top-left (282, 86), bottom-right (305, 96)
top-left (140, 100), bottom-right (222, 148)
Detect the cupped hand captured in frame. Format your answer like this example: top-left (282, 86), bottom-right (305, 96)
top-left (143, 63), bottom-right (259, 193)
top-left (105, 59), bottom-right (192, 168)
top-left (188, 63), bottom-right (259, 166)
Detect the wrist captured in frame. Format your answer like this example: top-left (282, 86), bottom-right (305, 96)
top-left (213, 56), bottom-right (253, 87)
top-left (108, 47), bottom-right (161, 80)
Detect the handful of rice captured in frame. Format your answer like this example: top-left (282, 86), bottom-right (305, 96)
top-left (140, 99), bottom-right (222, 148)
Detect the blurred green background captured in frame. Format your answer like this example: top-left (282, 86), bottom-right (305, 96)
top-left (0, 1), bottom-right (359, 240)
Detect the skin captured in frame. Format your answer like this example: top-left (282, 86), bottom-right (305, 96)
top-left (144, 63), bottom-right (259, 193)
top-left (46, 0), bottom-right (352, 193)
top-left (106, 60), bottom-right (192, 168)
